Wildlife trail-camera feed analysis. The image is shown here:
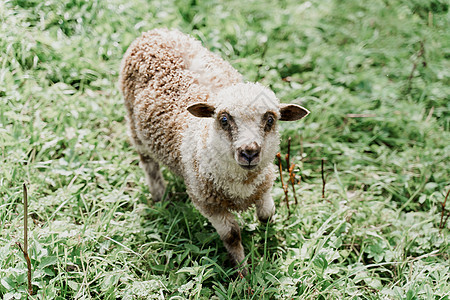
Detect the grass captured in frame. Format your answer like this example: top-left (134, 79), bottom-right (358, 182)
top-left (0, 0), bottom-right (449, 298)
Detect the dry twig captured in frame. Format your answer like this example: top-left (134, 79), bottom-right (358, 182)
top-left (285, 137), bottom-right (299, 204)
top-left (439, 189), bottom-right (450, 230)
top-left (321, 159), bottom-right (326, 198)
top-left (16, 183), bottom-right (33, 295)
top-left (425, 106), bottom-right (435, 123)
top-left (406, 41), bottom-right (426, 93)
top-left (277, 137), bottom-right (304, 214)
top-left (277, 152), bottom-right (290, 214)
top-left (285, 137), bottom-right (291, 169)
top-left (288, 164), bottom-right (298, 205)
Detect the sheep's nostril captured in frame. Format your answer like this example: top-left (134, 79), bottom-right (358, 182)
top-left (240, 149), bottom-right (260, 163)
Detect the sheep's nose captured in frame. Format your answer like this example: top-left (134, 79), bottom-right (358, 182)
top-left (239, 144), bottom-right (261, 163)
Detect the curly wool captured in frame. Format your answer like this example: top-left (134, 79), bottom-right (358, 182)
top-left (120, 28), bottom-right (279, 215)
top-left (120, 28), bottom-right (242, 177)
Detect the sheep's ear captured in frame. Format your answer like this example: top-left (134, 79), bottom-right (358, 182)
top-left (279, 104), bottom-right (309, 121)
top-left (187, 102), bottom-right (215, 118)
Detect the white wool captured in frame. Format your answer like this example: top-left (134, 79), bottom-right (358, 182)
top-left (180, 82), bottom-right (281, 202)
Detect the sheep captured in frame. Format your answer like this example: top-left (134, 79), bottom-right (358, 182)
top-left (119, 28), bottom-right (309, 275)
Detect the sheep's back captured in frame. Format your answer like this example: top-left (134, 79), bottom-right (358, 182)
top-left (120, 28), bottom-right (242, 176)
top-left (120, 29), bottom-right (190, 117)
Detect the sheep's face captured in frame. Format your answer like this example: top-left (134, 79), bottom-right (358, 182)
top-left (187, 83), bottom-right (309, 171)
top-left (214, 109), bottom-right (277, 170)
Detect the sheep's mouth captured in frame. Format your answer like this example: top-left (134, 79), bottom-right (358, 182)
top-left (239, 164), bottom-right (258, 170)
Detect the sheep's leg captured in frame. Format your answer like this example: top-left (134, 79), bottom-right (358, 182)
top-left (256, 191), bottom-right (276, 223)
top-left (139, 154), bottom-right (166, 202)
top-left (205, 211), bottom-right (248, 276)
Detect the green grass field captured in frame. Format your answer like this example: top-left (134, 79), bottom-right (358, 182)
top-left (1, 0), bottom-right (449, 298)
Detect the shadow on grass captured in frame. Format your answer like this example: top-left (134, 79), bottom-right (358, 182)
top-left (137, 182), bottom-right (282, 284)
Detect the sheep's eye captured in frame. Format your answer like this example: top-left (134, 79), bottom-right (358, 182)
top-left (265, 115), bottom-right (274, 131)
top-left (220, 115), bottom-right (229, 129)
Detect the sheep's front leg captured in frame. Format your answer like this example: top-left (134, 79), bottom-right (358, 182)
top-left (256, 191), bottom-right (275, 223)
top-left (206, 211), bottom-right (248, 276)
top-left (139, 154), bottom-right (166, 202)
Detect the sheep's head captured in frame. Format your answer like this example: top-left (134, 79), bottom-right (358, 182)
top-left (187, 83), bottom-right (309, 171)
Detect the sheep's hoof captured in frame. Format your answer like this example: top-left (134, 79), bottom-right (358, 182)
top-left (151, 194), bottom-right (165, 203)
top-left (258, 216), bottom-right (269, 223)
top-left (151, 188), bottom-right (169, 202)
top-left (258, 214), bottom-right (274, 224)
top-left (152, 196), bottom-right (162, 202)
top-left (226, 255), bottom-right (249, 278)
